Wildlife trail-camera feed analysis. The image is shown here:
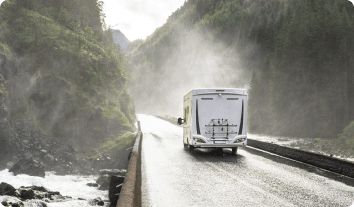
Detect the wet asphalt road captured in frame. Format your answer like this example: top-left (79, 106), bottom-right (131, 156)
top-left (138, 114), bottom-right (354, 207)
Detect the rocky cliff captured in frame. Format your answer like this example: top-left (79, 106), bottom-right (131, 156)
top-left (0, 0), bottom-right (136, 174)
top-left (112, 30), bottom-right (130, 51)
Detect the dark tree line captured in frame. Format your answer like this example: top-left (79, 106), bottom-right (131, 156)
top-left (249, 0), bottom-right (354, 138)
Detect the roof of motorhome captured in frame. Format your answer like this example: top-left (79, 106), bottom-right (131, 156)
top-left (191, 88), bottom-right (248, 95)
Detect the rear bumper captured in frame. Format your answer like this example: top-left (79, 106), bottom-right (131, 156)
top-left (191, 134), bottom-right (247, 148)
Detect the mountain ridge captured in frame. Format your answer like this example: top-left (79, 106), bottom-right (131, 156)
top-left (112, 29), bottom-right (130, 51)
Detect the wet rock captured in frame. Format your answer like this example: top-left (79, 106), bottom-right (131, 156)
top-left (43, 154), bottom-right (55, 166)
top-left (96, 174), bottom-right (110, 186)
top-left (23, 153), bottom-right (32, 160)
top-left (18, 187), bottom-right (35, 200)
top-left (99, 169), bottom-right (127, 176)
top-left (108, 175), bottom-right (124, 207)
top-left (49, 194), bottom-right (65, 201)
top-left (97, 174), bottom-right (110, 190)
top-left (24, 200), bottom-right (48, 207)
top-left (0, 196), bottom-right (24, 207)
top-left (87, 183), bottom-right (99, 187)
top-left (29, 186), bottom-right (49, 192)
top-left (9, 158), bottom-right (45, 177)
top-left (98, 182), bottom-right (110, 191)
top-left (0, 182), bottom-right (19, 197)
top-left (89, 197), bottom-right (104, 206)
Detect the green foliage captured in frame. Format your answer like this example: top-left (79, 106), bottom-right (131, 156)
top-left (128, 0), bottom-right (354, 140)
top-left (248, 0), bottom-right (354, 138)
top-left (101, 100), bottom-right (133, 131)
top-left (99, 133), bottom-right (136, 155)
top-left (0, 0), bottom-right (135, 149)
top-left (337, 121), bottom-right (354, 153)
top-left (82, 132), bottom-right (136, 159)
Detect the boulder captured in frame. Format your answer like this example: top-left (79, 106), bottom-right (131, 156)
top-left (0, 196), bottom-right (24, 207)
top-left (97, 169), bottom-right (127, 191)
top-left (0, 182), bottom-right (19, 197)
top-left (28, 186), bottom-right (49, 192)
top-left (96, 174), bottom-right (110, 186)
top-left (109, 175), bottom-right (124, 207)
top-left (9, 158), bottom-right (45, 177)
top-left (24, 200), bottom-right (48, 207)
top-left (86, 183), bottom-right (99, 187)
top-left (98, 182), bottom-right (109, 191)
top-left (18, 187), bottom-right (35, 200)
top-left (88, 197), bottom-right (104, 206)
top-left (43, 154), bottom-right (55, 166)
top-left (23, 153), bottom-right (32, 160)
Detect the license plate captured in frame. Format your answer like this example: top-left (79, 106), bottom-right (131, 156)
top-left (215, 141), bottom-right (226, 144)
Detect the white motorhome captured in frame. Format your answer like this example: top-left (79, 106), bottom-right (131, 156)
top-left (178, 88), bottom-right (247, 154)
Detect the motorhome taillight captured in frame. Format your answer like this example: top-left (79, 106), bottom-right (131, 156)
top-left (234, 138), bottom-right (246, 143)
top-left (193, 138), bottom-right (206, 143)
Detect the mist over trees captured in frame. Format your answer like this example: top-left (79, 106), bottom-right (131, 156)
top-left (126, 0), bottom-right (294, 120)
top-left (127, 0), bottom-right (354, 141)
top-left (249, 0), bottom-right (354, 138)
top-left (0, 0), bottom-right (135, 153)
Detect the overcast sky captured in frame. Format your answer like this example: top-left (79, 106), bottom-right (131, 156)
top-left (102, 0), bottom-right (186, 41)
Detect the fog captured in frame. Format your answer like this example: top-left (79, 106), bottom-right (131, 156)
top-left (129, 27), bottom-right (259, 117)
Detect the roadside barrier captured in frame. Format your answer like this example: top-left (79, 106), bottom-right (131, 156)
top-left (117, 121), bottom-right (142, 207)
top-left (248, 139), bottom-right (354, 178)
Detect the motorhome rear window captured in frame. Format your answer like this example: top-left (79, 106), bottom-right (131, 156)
top-left (227, 98), bottom-right (239, 100)
top-left (201, 98), bottom-right (213, 100)
top-left (216, 90), bottom-right (225, 92)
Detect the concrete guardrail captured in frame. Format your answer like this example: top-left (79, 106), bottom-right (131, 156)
top-left (117, 121), bottom-right (142, 207)
top-left (248, 139), bottom-right (354, 178)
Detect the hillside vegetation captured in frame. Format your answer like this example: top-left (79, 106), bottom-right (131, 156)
top-left (249, 0), bottom-right (354, 139)
top-left (127, 0), bottom-right (354, 150)
top-left (0, 0), bottom-right (135, 154)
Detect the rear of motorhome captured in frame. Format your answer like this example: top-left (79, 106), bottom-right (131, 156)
top-left (178, 88), bottom-right (247, 154)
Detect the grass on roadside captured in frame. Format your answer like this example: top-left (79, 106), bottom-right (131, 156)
top-left (79, 132), bottom-right (136, 159)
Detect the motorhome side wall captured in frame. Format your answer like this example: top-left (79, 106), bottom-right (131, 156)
top-left (183, 91), bottom-right (193, 145)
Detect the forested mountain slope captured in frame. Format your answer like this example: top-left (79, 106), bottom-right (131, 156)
top-left (127, 0), bottom-right (354, 140)
top-left (249, 0), bottom-right (354, 138)
top-left (127, 0), bottom-right (293, 116)
top-left (0, 0), bottom-right (135, 161)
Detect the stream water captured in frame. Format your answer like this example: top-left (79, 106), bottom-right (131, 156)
top-left (0, 169), bottom-right (108, 207)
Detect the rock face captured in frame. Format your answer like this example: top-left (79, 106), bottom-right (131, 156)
top-left (0, 118), bottom-right (97, 175)
top-left (0, 182), bottom-right (19, 197)
top-left (112, 30), bottom-right (129, 51)
top-left (9, 158), bottom-right (45, 177)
